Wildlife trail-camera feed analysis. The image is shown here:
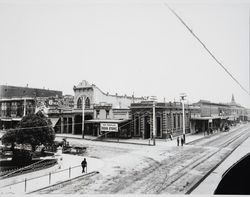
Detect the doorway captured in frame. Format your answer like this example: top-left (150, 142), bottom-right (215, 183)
top-left (144, 116), bottom-right (151, 139)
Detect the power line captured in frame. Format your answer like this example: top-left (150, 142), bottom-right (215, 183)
top-left (163, 2), bottom-right (250, 97)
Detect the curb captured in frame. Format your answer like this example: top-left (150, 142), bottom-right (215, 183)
top-left (56, 135), bottom-right (154, 146)
top-left (185, 132), bottom-right (221, 145)
top-left (93, 139), bottom-right (153, 146)
top-left (27, 171), bottom-right (99, 194)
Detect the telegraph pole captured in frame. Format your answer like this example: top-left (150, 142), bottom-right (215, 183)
top-left (150, 96), bottom-right (157, 146)
top-left (180, 93), bottom-right (187, 143)
top-left (152, 101), bottom-right (156, 146)
top-left (23, 98), bottom-right (26, 116)
top-left (82, 97), bottom-right (85, 139)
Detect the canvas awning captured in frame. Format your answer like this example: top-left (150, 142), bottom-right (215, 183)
top-left (49, 118), bottom-right (59, 127)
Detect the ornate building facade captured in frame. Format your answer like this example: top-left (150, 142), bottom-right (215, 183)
top-left (55, 80), bottom-right (146, 136)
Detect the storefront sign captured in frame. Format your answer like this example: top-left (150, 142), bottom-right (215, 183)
top-left (100, 123), bottom-right (118, 132)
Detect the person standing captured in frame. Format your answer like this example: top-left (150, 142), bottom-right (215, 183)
top-left (177, 136), bottom-right (180, 146)
top-left (181, 137), bottom-right (184, 146)
top-left (81, 158), bottom-right (87, 173)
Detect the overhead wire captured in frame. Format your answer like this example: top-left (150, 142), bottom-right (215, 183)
top-left (163, 2), bottom-right (250, 97)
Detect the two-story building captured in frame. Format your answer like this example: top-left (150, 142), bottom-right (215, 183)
top-left (189, 95), bottom-right (248, 134)
top-left (56, 80), bottom-right (146, 137)
top-left (0, 85), bottom-right (62, 130)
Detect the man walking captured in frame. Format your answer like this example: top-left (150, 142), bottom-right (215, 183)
top-left (177, 136), bottom-right (180, 146)
top-left (81, 158), bottom-right (87, 173)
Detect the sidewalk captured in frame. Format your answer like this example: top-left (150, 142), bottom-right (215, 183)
top-left (56, 131), bottom-right (207, 147)
top-left (0, 153), bottom-right (104, 194)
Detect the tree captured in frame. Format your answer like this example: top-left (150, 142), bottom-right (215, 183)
top-left (1, 129), bottom-right (17, 151)
top-left (16, 111), bottom-right (55, 152)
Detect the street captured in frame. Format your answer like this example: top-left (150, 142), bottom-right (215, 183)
top-left (36, 123), bottom-right (250, 194)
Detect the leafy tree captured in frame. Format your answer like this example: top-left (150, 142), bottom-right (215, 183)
top-left (1, 129), bottom-right (17, 151)
top-left (16, 111), bottom-right (55, 152)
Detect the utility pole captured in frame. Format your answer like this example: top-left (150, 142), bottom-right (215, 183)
top-left (180, 93), bottom-right (187, 143)
top-left (152, 101), bottom-right (156, 146)
top-left (23, 98), bottom-right (26, 116)
top-left (82, 97), bottom-right (85, 139)
top-left (150, 96), bottom-right (157, 146)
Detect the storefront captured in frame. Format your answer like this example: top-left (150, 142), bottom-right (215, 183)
top-left (84, 119), bottom-right (131, 138)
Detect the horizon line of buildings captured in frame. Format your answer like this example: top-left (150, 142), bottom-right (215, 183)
top-left (0, 81), bottom-right (249, 139)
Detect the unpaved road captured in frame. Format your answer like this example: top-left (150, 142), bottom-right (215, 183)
top-left (36, 124), bottom-right (250, 194)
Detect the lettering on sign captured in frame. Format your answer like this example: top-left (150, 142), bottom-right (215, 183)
top-left (100, 123), bottom-right (118, 132)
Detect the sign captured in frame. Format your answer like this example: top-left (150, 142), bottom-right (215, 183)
top-left (100, 123), bottom-right (118, 132)
top-left (209, 119), bottom-right (212, 123)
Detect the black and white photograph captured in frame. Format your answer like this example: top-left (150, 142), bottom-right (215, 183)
top-left (0, 0), bottom-right (250, 195)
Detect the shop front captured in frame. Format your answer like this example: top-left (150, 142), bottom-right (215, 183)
top-left (85, 119), bottom-right (131, 138)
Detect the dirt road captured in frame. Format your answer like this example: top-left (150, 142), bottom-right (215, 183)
top-left (37, 124), bottom-right (250, 194)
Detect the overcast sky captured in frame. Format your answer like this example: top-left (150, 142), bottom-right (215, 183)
top-left (0, 0), bottom-right (250, 107)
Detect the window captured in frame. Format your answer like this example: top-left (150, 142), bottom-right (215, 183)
top-left (177, 114), bottom-right (180, 128)
top-left (77, 98), bottom-right (82, 109)
top-left (173, 114), bottom-right (176, 129)
top-left (96, 110), bottom-right (100, 119)
top-left (156, 117), bottom-right (161, 137)
top-left (135, 116), bottom-right (140, 136)
top-left (106, 110), bottom-right (110, 119)
top-left (85, 97), bottom-right (90, 109)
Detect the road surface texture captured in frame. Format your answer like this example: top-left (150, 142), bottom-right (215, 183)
top-left (35, 124), bottom-right (250, 194)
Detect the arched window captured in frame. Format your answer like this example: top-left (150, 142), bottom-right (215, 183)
top-left (77, 97), bottom-right (82, 109)
top-left (85, 97), bottom-right (90, 109)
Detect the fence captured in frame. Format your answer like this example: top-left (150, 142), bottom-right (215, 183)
top-left (0, 159), bottom-right (57, 178)
top-left (0, 163), bottom-right (88, 194)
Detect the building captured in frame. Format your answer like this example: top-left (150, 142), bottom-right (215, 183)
top-left (0, 85), bottom-right (62, 130)
top-left (190, 95), bottom-right (248, 134)
top-left (130, 101), bottom-right (191, 139)
top-left (56, 80), bottom-right (146, 137)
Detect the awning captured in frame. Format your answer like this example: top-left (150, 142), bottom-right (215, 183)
top-left (0, 118), bottom-right (12, 121)
top-left (191, 116), bottom-right (227, 120)
top-left (85, 119), bottom-right (130, 124)
top-left (49, 118), bottom-right (59, 127)
top-left (12, 118), bottom-right (22, 121)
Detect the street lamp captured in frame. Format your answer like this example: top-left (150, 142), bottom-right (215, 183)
top-left (180, 93), bottom-right (187, 143)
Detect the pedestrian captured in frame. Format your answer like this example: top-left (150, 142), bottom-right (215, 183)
top-left (177, 136), bottom-right (180, 146)
top-left (81, 158), bottom-right (87, 173)
top-left (170, 133), bottom-right (173, 141)
top-left (181, 137), bottom-right (184, 146)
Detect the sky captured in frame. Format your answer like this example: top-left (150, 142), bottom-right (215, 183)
top-left (0, 0), bottom-right (250, 107)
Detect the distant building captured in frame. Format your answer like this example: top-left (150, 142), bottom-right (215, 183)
top-left (190, 95), bottom-right (248, 134)
top-left (0, 85), bottom-right (62, 130)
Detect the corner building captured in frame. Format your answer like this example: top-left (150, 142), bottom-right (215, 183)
top-left (130, 101), bottom-right (191, 139)
top-left (57, 80), bottom-right (146, 135)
